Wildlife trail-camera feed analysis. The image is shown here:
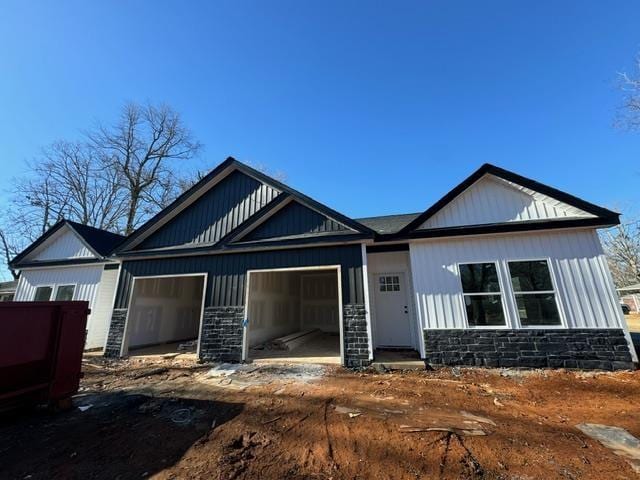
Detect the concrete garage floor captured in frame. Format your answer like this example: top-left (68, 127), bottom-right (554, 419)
top-left (250, 332), bottom-right (341, 365)
top-left (127, 340), bottom-right (198, 360)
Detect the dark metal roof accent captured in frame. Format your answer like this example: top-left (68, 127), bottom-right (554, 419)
top-left (216, 194), bottom-right (293, 246)
top-left (65, 221), bottom-right (126, 256)
top-left (10, 220), bottom-right (125, 268)
top-left (356, 213), bottom-right (421, 235)
top-left (231, 231), bottom-right (367, 247)
top-left (116, 157), bottom-right (376, 253)
top-left (241, 201), bottom-right (351, 242)
top-left (115, 232), bottom-right (368, 259)
top-left (399, 163), bottom-right (620, 235)
top-left (366, 243), bottom-right (410, 253)
top-left (396, 217), bottom-right (619, 240)
top-left (12, 258), bottom-right (111, 269)
top-left (137, 169), bottom-right (280, 250)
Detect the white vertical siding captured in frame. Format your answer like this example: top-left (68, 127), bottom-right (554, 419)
top-left (29, 227), bottom-right (94, 261)
top-left (86, 267), bottom-right (120, 350)
top-left (409, 229), bottom-right (625, 331)
top-left (14, 265), bottom-right (106, 348)
top-left (421, 175), bottom-right (594, 229)
top-left (15, 265), bottom-right (103, 303)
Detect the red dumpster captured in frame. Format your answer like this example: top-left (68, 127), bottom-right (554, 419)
top-left (0, 301), bottom-right (90, 410)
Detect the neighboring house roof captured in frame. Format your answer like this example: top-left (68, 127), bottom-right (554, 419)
top-left (396, 163), bottom-right (619, 239)
top-left (10, 220), bottom-right (125, 268)
top-left (356, 213), bottom-right (421, 235)
top-left (0, 280), bottom-right (17, 294)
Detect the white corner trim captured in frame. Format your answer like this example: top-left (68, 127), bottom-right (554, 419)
top-left (361, 244), bottom-right (374, 360)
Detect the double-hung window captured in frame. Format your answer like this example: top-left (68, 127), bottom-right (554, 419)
top-left (54, 285), bottom-right (76, 301)
top-left (34, 286), bottom-right (53, 301)
top-left (508, 260), bottom-right (561, 326)
top-left (459, 262), bottom-right (506, 326)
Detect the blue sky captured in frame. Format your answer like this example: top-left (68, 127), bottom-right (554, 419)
top-left (1, 2), bottom-right (639, 252)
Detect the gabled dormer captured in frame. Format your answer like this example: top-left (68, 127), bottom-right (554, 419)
top-left (10, 220), bottom-right (124, 269)
top-left (398, 164), bottom-right (619, 239)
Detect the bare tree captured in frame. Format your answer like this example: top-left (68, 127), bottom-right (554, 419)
top-left (0, 229), bottom-right (20, 279)
top-left (41, 141), bottom-right (129, 231)
top-left (1, 102), bottom-right (202, 277)
top-left (600, 56), bottom-right (640, 287)
top-left (89, 102), bottom-right (202, 233)
top-left (601, 222), bottom-right (640, 287)
top-left (617, 55), bottom-right (640, 130)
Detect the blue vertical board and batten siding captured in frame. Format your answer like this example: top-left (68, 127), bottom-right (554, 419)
top-left (114, 245), bottom-right (365, 309)
top-left (138, 170), bottom-right (280, 250)
top-left (243, 201), bottom-right (351, 241)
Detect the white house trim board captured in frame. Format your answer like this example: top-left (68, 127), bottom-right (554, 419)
top-left (88, 266), bottom-right (121, 351)
top-left (360, 244), bottom-right (374, 360)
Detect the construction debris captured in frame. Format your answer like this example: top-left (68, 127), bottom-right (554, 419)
top-left (259, 329), bottom-right (321, 351)
top-left (577, 423), bottom-right (640, 473)
top-left (177, 341), bottom-right (197, 352)
top-left (399, 426), bottom-right (487, 436)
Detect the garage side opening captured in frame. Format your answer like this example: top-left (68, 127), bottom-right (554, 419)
top-left (122, 275), bottom-right (206, 357)
top-left (245, 268), bottom-right (342, 364)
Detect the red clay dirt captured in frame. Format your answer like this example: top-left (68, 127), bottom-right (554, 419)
top-left (1, 355), bottom-right (639, 479)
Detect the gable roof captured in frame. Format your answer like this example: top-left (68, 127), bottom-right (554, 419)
top-left (356, 213), bottom-right (421, 235)
top-left (65, 221), bottom-right (126, 256)
top-left (116, 157), bottom-right (376, 253)
top-left (10, 220), bottom-right (125, 268)
top-left (397, 163), bottom-right (619, 237)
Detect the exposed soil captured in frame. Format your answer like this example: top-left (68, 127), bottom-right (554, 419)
top-left (1, 355), bottom-right (640, 479)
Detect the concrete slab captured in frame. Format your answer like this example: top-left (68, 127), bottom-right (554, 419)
top-left (372, 350), bottom-right (425, 371)
top-left (250, 332), bottom-right (341, 365)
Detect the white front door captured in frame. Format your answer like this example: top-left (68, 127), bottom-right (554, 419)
top-left (373, 273), bottom-right (412, 347)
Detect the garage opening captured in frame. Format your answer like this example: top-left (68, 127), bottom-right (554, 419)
top-left (123, 275), bottom-right (205, 357)
top-left (245, 268), bottom-right (342, 364)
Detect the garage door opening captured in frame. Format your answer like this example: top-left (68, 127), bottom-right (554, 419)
top-left (244, 267), bottom-right (342, 364)
top-left (122, 275), bottom-right (206, 357)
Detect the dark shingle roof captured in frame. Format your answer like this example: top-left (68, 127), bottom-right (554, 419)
top-left (355, 213), bottom-right (421, 234)
top-left (10, 219), bottom-right (126, 268)
top-left (66, 221), bottom-right (126, 256)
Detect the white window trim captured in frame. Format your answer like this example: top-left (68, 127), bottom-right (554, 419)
top-left (456, 261), bottom-right (510, 329)
top-left (33, 284), bottom-right (55, 301)
top-left (506, 258), bottom-right (567, 329)
top-left (53, 283), bottom-right (77, 301)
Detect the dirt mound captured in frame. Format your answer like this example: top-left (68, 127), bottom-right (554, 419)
top-left (1, 356), bottom-right (639, 479)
